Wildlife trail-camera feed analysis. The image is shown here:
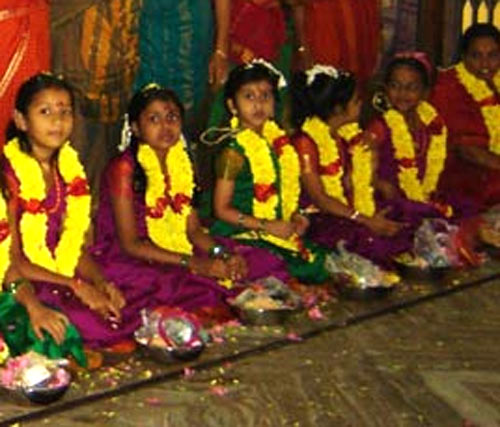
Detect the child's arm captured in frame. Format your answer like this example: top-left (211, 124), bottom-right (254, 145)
top-left (209, 0), bottom-right (230, 86)
top-left (5, 266), bottom-right (68, 344)
top-left (109, 158), bottom-right (231, 279)
top-left (213, 148), bottom-right (295, 239)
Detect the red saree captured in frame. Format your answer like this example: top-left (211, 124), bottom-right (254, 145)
top-left (0, 0), bottom-right (50, 147)
top-left (303, 0), bottom-right (380, 91)
top-left (431, 66), bottom-right (500, 211)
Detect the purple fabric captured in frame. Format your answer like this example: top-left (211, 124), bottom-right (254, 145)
top-left (90, 151), bottom-right (289, 333)
top-left (298, 129), bottom-right (442, 269)
top-left (3, 159), bottom-right (139, 349)
top-left (373, 117), bottom-right (476, 218)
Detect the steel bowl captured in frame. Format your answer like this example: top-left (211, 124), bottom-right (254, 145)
top-left (22, 383), bottom-right (70, 404)
top-left (139, 343), bottom-right (204, 364)
top-left (235, 304), bottom-right (301, 326)
top-left (394, 261), bottom-right (449, 281)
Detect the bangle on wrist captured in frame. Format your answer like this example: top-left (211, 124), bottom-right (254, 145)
top-left (180, 254), bottom-right (190, 268)
top-left (237, 212), bottom-right (246, 228)
top-left (5, 278), bottom-right (32, 295)
top-left (258, 218), bottom-right (267, 232)
top-left (209, 244), bottom-right (231, 260)
top-left (214, 48), bottom-right (228, 59)
top-left (349, 210), bottom-right (360, 220)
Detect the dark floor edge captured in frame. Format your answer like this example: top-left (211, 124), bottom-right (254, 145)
top-left (2, 271), bottom-right (499, 426)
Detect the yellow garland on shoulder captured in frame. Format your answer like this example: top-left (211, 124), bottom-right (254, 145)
top-left (384, 101), bottom-right (447, 202)
top-left (0, 194), bottom-right (11, 284)
top-left (303, 117), bottom-right (375, 216)
top-left (137, 141), bottom-right (194, 255)
top-left (4, 138), bottom-right (91, 277)
top-left (455, 62), bottom-right (500, 155)
top-left (302, 117), bottom-right (347, 205)
top-left (337, 123), bottom-right (376, 217)
top-left (234, 120), bottom-right (306, 256)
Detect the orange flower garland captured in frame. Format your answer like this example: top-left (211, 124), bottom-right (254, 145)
top-left (302, 117), bottom-right (376, 217)
top-left (232, 120), bottom-right (308, 257)
top-left (383, 101), bottom-right (447, 203)
top-left (137, 140), bottom-right (194, 255)
top-left (455, 62), bottom-right (500, 155)
top-left (4, 138), bottom-right (91, 277)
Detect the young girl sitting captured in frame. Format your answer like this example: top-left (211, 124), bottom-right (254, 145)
top-left (91, 84), bottom-right (288, 317)
top-left (0, 190), bottom-right (85, 365)
top-left (209, 61), bottom-right (329, 283)
top-left (2, 73), bottom-right (133, 351)
top-left (290, 65), bottom-right (409, 267)
top-left (366, 53), bottom-right (459, 215)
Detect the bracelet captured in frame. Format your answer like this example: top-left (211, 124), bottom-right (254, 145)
top-left (214, 48), bottom-right (228, 59)
top-left (180, 254), bottom-right (190, 268)
top-left (209, 244), bottom-right (231, 260)
top-left (237, 212), bottom-right (246, 228)
top-left (349, 210), bottom-right (360, 220)
top-left (5, 278), bottom-right (32, 295)
top-left (258, 218), bottom-right (267, 232)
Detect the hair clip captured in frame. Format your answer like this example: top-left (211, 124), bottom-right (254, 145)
top-left (140, 82), bottom-right (163, 93)
top-left (305, 64), bottom-right (350, 86)
top-left (245, 59), bottom-right (287, 89)
top-left (118, 113), bottom-right (132, 152)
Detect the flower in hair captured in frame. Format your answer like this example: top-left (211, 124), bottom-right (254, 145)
top-left (118, 113), bottom-right (132, 152)
top-left (141, 82), bottom-right (163, 93)
top-left (305, 64), bottom-right (343, 86)
top-left (245, 59), bottom-right (287, 89)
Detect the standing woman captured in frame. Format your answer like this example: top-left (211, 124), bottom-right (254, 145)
top-left (134, 0), bottom-right (229, 135)
top-left (292, 0), bottom-right (381, 93)
top-left (431, 23), bottom-right (500, 212)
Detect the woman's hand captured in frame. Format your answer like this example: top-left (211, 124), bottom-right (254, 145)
top-left (70, 279), bottom-right (122, 321)
top-left (291, 213), bottom-right (309, 236)
top-left (208, 50), bottom-right (229, 87)
top-left (27, 303), bottom-right (69, 345)
top-left (264, 220), bottom-right (295, 240)
top-left (364, 207), bottom-right (405, 237)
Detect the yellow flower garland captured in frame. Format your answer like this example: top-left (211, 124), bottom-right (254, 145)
top-left (4, 138), bottom-right (91, 277)
top-left (137, 141), bottom-right (194, 255)
top-left (384, 101), bottom-right (447, 202)
top-left (233, 120), bottom-right (305, 255)
top-left (0, 194), bottom-right (11, 284)
top-left (302, 117), bottom-right (376, 217)
top-left (455, 62), bottom-right (500, 155)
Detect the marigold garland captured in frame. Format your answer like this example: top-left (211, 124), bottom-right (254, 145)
top-left (303, 117), bottom-right (376, 217)
top-left (455, 62), bottom-right (500, 155)
top-left (0, 194), bottom-right (11, 284)
top-left (4, 138), bottom-right (91, 277)
top-left (137, 141), bottom-right (194, 255)
top-left (383, 101), bottom-right (447, 203)
top-left (232, 120), bottom-right (307, 256)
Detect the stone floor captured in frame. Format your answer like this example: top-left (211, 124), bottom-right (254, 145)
top-left (2, 260), bottom-right (499, 427)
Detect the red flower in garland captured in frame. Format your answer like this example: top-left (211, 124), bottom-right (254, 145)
top-left (66, 177), bottom-right (90, 196)
top-left (0, 220), bottom-right (9, 242)
top-left (319, 159), bottom-right (342, 176)
top-left (399, 157), bottom-right (417, 168)
top-left (171, 193), bottom-right (191, 214)
top-left (22, 198), bottom-right (43, 214)
top-left (272, 135), bottom-right (289, 156)
top-left (254, 183), bottom-right (277, 202)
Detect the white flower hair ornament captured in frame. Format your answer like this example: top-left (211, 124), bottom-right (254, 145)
top-left (306, 64), bottom-right (345, 86)
top-left (245, 58), bottom-right (287, 89)
top-left (118, 113), bottom-right (132, 152)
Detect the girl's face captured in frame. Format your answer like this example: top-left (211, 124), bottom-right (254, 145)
top-left (463, 36), bottom-right (500, 81)
top-left (227, 80), bottom-right (275, 133)
top-left (386, 65), bottom-right (426, 115)
top-left (15, 88), bottom-right (73, 151)
top-left (133, 99), bottom-right (182, 152)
